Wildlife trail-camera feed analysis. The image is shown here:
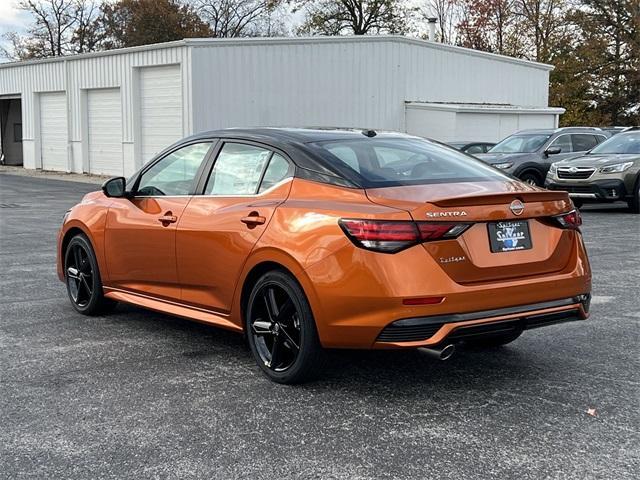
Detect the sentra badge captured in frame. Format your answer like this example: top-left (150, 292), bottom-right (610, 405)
top-left (426, 211), bottom-right (468, 218)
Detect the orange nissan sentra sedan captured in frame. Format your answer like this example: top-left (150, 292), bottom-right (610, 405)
top-left (57, 128), bottom-right (591, 383)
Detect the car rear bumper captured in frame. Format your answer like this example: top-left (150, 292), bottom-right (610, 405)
top-left (373, 295), bottom-right (590, 348)
top-left (545, 179), bottom-right (628, 201)
top-left (303, 231), bottom-right (591, 349)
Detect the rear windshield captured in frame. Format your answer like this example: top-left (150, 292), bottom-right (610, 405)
top-left (310, 137), bottom-right (508, 187)
top-left (589, 132), bottom-right (640, 154)
top-left (489, 134), bottom-right (551, 153)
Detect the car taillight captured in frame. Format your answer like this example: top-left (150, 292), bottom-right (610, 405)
top-left (553, 210), bottom-right (582, 230)
top-left (339, 219), bottom-right (470, 253)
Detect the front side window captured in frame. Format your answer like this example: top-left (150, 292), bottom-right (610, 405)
top-left (137, 142), bottom-right (211, 196)
top-left (205, 143), bottom-right (272, 195)
top-left (549, 135), bottom-right (573, 153)
top-left (311, 137), bottom-right (508, 187)
top-left (489, 134), bottom-right (551, 153)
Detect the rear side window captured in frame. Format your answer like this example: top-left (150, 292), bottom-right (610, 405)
top-left (572, 134), bottom-right (599, 152)
top-left (311, 138), bottom-right (507, 187)
top-left (465, 145), bottom-right (484, 154)
top-left (205, 143), bottom-right (271, 195)
top-left (259, 153), bottom-right (291, 193)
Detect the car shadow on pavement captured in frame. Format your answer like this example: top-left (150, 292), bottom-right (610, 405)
top-left (111, 303), bottom-right (539, 394)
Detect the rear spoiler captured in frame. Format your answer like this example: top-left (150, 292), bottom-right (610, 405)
top-left (433, 191), bottom-right (569, 207)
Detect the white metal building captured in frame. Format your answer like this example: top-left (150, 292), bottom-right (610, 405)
top-left (0, 35), bottom-right (564, 176)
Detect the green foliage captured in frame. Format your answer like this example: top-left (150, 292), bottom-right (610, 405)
top-left (294, 0), bottom-right (411, 35)
top-left (99, 0), bottom-right (212, 49)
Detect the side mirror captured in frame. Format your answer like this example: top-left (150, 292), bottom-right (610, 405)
top-left (102, 177), bottom-right (128, 198)
top-left (545, 146), bottom-right (562, 157)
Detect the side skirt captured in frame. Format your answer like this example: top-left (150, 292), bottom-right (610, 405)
top-left (103, 287), bottom-right (243, 333)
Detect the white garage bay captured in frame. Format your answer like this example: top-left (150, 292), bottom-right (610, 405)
top-left (0, 36), bottom-right (563, 176)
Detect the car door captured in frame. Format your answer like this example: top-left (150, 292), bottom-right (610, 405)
top-left (104, 141), bottom-right (214, 300)
top-left (176, 141), bottom-right (294, 313)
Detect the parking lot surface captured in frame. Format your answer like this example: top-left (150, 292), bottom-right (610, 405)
top-left (1, 173), bottom-right (638, 479)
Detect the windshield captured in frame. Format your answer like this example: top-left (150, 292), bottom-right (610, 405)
top-left (589, 132), bottom-right (640, 154)
top-left (310, 137), bottom-right (508, 187)
top-left (489, 134), bottom-right (551, 153)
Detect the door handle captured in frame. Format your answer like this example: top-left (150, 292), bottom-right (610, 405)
top-left (158, 212), bottom-right (178, 225)
top-left (241, 212), bottom-right (266, 227)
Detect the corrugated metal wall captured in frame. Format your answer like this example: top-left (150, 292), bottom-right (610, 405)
top-left (191, 39), bottom-right (406, 132)
top-left (190, 37), bottom-right (552, 134)
top-left (0, 44), bottom-right (191, 172)
top-left (0, 36), bottom-right (554, 174)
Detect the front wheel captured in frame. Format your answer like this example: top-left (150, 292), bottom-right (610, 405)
top-left (245, 270), bottom-right (324, 384)
top-left (64, 234), bottom-right (117, 315)
top-left (519, 171), bottom-right (542, 187)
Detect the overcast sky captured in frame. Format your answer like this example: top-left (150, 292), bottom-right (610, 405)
top-left (0, 2), bottom-right (30, 60)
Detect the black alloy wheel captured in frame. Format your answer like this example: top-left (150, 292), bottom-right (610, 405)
top-left (64, 234), bottom-right (116, 315)
top-left (246, 271), bottom-right (323, 384)
top-left (66, 242), bottom-right (93, 307)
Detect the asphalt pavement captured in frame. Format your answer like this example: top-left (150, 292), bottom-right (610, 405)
top-left (1, 172), bottom-right (638, 479)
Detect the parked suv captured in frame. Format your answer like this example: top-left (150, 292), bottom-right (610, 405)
top-left (545, 130), bottom-right (640, 213)
top-left (476, 128), bottom-right (609, 186)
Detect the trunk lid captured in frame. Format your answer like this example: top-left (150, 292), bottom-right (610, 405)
top-left (365, 181), bottom-right (575, 284)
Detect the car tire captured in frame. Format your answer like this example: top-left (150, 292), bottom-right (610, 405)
top-left (519, 171), bottom-right (543, 187)
top-left (572, 199), bottom-right (584, 209)
top-left (628, 178), bottom-right (640, 214)
top-left (464, 330), bottom-right (523, 348)
top-left (245, 270), bottom-right (324, 384)
top-left (64, 234), bottom-right (117, 315)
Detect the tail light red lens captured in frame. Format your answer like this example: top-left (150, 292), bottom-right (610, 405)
top-left (553, 210), bottom-right (582, 230)
top-left (339, 219), bottom-right (470, 253)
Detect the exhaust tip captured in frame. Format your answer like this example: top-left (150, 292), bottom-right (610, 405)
top-left (440, 344), bottom-right (455, 361)
top-left (418, 344), bottom-right (456, 361)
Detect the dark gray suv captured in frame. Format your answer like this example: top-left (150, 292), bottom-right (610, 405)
top-left (476, 128), bottom-right (609, 186)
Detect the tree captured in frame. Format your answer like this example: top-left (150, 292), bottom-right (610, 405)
top-left (456, 0), bottom-right (522, 56)
top-left (576, 0), bottom-right (639, 125)
top-left (420, 0), bottom-right (462, 44)
top-left (516, 0), bottom-right (570, 63)
top-left (99, 0), bottom-right (212, 50)
top-left (295, 0), bottom-right (410, 35)
top-left (193, 0), bottom-right (287, 37)
top-left (2, 0), bottom-right (101, 60)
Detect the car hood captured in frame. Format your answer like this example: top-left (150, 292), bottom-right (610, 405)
top-left (553, 153), bottom-right (640, 167)
top-left (474, 152), bottom-right (534, 164)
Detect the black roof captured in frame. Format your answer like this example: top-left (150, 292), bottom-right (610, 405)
top-left (185, 127), bottom-right (412, 144)
top-left (171, 128), bottom-right (415, 188)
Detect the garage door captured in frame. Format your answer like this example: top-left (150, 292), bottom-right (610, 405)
top-left (87, 88), bottom-right (123, 175)
top-left (139, 65), bottom-right (182, 164)
top-left (40, 92), bottom-right (67, 171)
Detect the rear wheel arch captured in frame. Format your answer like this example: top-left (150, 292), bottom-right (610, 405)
top-left (238, 252), bottom-right (322, 327)
top-left (240, 261), bottom-right (294, 323)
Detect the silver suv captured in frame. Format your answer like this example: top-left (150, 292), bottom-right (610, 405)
top-left (545, 130), bottom-right (640, 213)
top-left (476, 127), bottom-right (609, 186)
